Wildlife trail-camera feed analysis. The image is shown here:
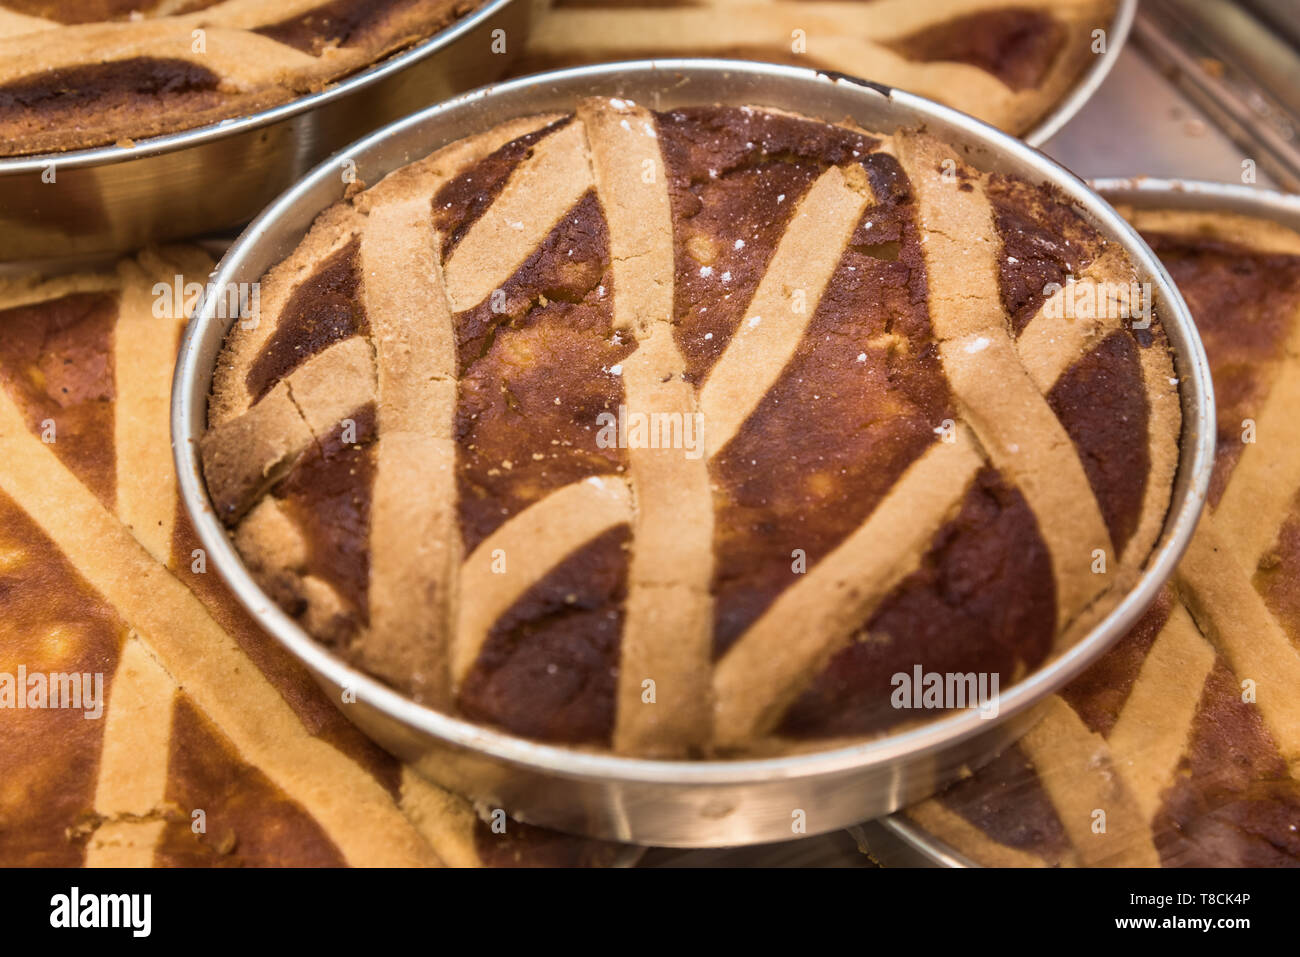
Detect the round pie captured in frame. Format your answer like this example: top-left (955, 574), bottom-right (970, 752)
top-left (516, 0), bottom-right (1120, 137)
top-left (900, 204), bottom-right (1300, 867)
top-left (0, 0), bottom-right (483, 156)
top-left (201, 99), bottom-right (1182, 759)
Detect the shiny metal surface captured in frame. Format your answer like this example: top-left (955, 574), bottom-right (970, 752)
top-left (1092, 175), bottom-right (1300, 222)
top-left (856, 820), bottom-right (974, 868)
top-left (1041, 45), bottom-right (1282, 187)
top-left (878, 177), bottom-right (1300, 868)
top-left (0, 0), bottom-right (525, 263)
top-left (173, 60), bottom-right (1215, 848)
top-left (1135, 0), bottom-right (1300, 191)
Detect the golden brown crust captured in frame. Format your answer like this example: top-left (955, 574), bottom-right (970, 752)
top-left (714, 432), bottom-right (985, 748)
top-left (454, 477), bottom-right (633, 685)
top-left (697, 164), bottom-right (874, 452)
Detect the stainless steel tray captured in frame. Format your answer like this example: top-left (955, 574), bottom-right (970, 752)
top-left (173, 60), bottom-right (1215, 848)
top-left (1135, 0), bottom-right (1300, 191)
top-left (0, 0), bottom-right (526, 264)
top-left (869, 177), bottom-right (1300, 868)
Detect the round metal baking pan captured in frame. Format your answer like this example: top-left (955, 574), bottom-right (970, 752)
top-left (1019, 0), bottom-right (1136, 146)
top-left (0, 0), bottom-right (526, 264)
top-left (872, 176), bottom-right (1300, 868)
top-left (173, 61), bottom-right (1215, 848)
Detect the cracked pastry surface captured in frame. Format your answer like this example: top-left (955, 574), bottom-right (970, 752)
top-left (902, 207), bottom-right (1300, 867)
top-left (515, 0), bottom-right (1119, 137)
top-left (0, 0), bottom-right (482, 156)
top-left (203, 99), bottom-right (1181, 759)
top-left (0, 247), bottom-right (624, 867)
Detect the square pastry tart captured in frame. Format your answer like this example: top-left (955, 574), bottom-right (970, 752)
top-left (0, 0), bottom-right (484, 156)
top-left (516, 0), bottom-right (1121, 138)
top-left (0, 248), bottom-right (624, 867)
top-left (899, 204), bottom-right (1300, 867)
top-left (200, 98), bottom-right (1184, 762)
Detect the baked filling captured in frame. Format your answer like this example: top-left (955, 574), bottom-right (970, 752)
top-left (0, 0), bottom-right (481, 156)
top-left (516, 0), bottom-right (1118, 136)
top-left (0, 248), bottom-right (621, 867)
top-left (905, 208), bottom-right (1300, 867)
top-left (203, 100), bottom-right (1181, 759)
